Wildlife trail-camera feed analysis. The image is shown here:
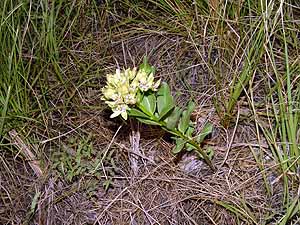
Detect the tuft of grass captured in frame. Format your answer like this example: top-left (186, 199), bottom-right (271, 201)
top-left (256, 1), bottom-right (300, 223)
top-left (0, 86), bottom-right (11, 138)
top-left (215, 200), bottom-right (258, 225)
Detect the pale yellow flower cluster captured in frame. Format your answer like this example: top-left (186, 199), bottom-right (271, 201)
top-left (102, 67), bottom-right (160, 120)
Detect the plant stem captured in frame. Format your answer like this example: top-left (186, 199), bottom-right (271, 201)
top-left (136, 106), bottom-right (215, 171)
top-left (160, 121), bottom-right (215, 171)
top-left (186, 139), bottom-right (216, 171)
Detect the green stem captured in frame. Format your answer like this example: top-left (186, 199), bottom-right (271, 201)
top-left (157, 119), bottom-right (215, 171)
top-left (135, 105), bottom-right (215, 171)
top-left (187, 138), bottom-right (215, 171)
top-left (165, 126), bottom-right (215, 171)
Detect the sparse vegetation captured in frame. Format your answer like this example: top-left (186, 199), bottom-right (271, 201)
top-left (1, 0), bottom-right (300, 224)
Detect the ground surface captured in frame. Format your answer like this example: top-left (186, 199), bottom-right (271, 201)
top-left (1, 1), bottom-right (300, 224)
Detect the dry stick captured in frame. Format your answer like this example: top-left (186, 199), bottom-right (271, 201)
top-left (126, 188), bottom-right (160, 224)
top-left (92, 125), bottom-right (123, 179)
top-left (41, 118), bottom-right (92, 144)
top-left (9, 129), bottom-right (43, 177)
top-left (220, 103), bottom-right (240, 167)
top-left (199, 207), bottom-right (218, 225)
top-left (129, 119), bottom-right (140, 176)
top-left (178, 207), bottom-right (198, 225)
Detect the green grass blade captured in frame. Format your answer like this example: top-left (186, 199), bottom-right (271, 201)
top-left (0, 86), bottom-right (11, 137)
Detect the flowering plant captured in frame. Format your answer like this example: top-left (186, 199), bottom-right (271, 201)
top-left (101, 58), bottom-right (160, 120)
top-left (102, 58), bottom-right (215, 170)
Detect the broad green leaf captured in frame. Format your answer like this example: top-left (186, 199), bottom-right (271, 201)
top-left (136, 117), bottom-right (161, 126)
top-left (157, 82), bottom-right (174, 120)
top-left (158, 104), bottom-right (174, 120)
top-left (185, 125), bottom-right (194, 138)
top-left (140, 93), bottom-right (156, 115)
top-left (157, 82), bottom-right (170, 96)
top-left (172, 137), bottom-right (187, 154)
top-left (128, 108), bottom-right (149, 119)
top-left (186, 143), bottom-right (196, 151)
top-left (196, 122), bottom-right (213, 143)
top-left (187, 101), bottom-right (195, 114)
top-left (178, 101), bottom-right (195, 134)
top-left (166, 106), bottom-right (182, 130)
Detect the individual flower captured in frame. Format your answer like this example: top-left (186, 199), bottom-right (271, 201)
top-left (102, 87), bottom-right (118, 100)
top-left (125, 67), bottom-right (137, 80)
top-left (124, 93), bottom-right (137, 105)
top-left (152, 79), bottom-right (161, 91)
top-left (133, 70), bottom-right (161, 92)
top-left (110, 104), bottom-right (129, 120)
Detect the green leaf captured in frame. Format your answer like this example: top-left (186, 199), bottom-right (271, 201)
top-left (0, 86), bottom-right (11, 136)
top-left (196, 122), bottom-right (213, 143)
top-left (158, 104), bottom-right (174, 120)
top-left (185, 125), bottom-right (194, 138)
top-left (139, 56), bottom-right (155, 74)
top-left (161, 126), bottom-right (179, 136)
top-left (166, 106), bottom-right (182, 130)
top-left (187, 100), bottom-right (195, 113)
top-left (136, 117), bottom-right (161, 126)
top-left (178, 101), bottom-right (195, 134)
top-left (30, 191), bottom-right (40, 214)
top-left (140, 93), bottom-right (156, 115)
top-left (136, 91), bottom-right (142, 104)
top-left (186, 143), bottom-right (196, 151)
top-left (157, 82), bottom-right (170, 96)
top-left (157, 82), bottom-right (174, 120)
top-left (196, 146), bottom-right (214, 160)
top-left (206, 146), bottom-right (214, 160)
top-left (103, 178), bottom-right (113, 191)
top-left (192, 146), bottom-right (214, 160)
top-left (172, 137), bottom-right (187, 154)
top-left (128, 108), bottom-right (149, 119)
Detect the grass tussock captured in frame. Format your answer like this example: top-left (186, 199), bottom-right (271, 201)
top-left (1, 0), bottom-right (300, 224)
